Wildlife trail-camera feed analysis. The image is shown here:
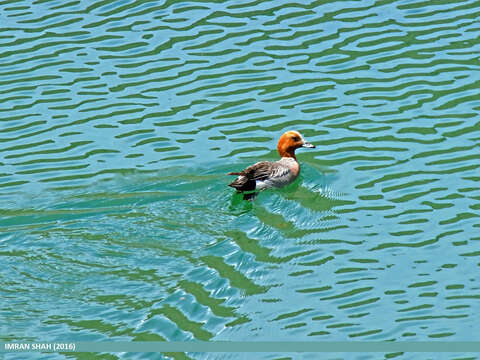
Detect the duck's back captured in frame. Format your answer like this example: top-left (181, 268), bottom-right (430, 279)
top-left (228, 158), bottom-right (299, 191)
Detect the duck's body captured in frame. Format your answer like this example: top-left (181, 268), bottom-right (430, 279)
top-left (228, 157), bottom-right (299, 192)
top-left (228, 131), bottom-right (315, 199)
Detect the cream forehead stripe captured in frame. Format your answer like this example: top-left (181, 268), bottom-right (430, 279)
top-left (289, 131), bottom-right (303, 140)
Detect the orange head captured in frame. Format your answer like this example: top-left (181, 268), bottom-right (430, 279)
top-left (277, 130), bottom-right (315, 159)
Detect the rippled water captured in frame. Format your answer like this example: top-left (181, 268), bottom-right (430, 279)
top-left (1, 0), bottom-right (479, 359)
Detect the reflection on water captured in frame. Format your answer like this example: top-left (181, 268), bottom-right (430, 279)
top-left (1, 0), bottom-right (479, 359)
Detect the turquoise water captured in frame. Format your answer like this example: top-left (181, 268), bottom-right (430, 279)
top-left (1, 0), bottom-right (479, 359)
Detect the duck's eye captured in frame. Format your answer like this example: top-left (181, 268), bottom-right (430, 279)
top-left (292, 136), bottom-right (300, 141)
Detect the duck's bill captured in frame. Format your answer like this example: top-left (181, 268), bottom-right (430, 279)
top-left (302, 141), bottom-right (315, 148)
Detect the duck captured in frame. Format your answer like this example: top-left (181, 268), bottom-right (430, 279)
top-left (227, 130), bottom-right (315, 200)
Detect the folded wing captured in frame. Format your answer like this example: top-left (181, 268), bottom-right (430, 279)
top-left (228, 161), bottom-right (289, 191)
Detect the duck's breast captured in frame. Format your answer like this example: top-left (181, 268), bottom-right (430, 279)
top-left (255, 158), bottom-right (299, 189)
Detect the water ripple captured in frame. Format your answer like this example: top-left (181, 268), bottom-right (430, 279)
top-left (1, 0), bottom-right (479, 358)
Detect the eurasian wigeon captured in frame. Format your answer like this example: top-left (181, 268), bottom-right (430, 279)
top-left (228, 130), bottom-right (315, 200)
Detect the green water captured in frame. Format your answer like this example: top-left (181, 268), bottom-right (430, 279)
top-left (1, 0), bottom-right (479, 359)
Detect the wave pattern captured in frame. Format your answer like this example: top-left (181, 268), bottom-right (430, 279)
top-left (1, 0), bottom-right (479, 359)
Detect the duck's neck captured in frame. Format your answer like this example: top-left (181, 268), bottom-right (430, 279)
top-left (280, 153), bottom-right (296, 160)
top-left (277, 146), bottom-right (296, 160)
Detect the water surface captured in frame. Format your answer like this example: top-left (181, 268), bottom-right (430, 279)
top-left (1, 0), bottom-right (479, 359)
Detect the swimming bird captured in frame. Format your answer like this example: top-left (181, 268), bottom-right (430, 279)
top-left (227, 130), bottom-right (315, 200)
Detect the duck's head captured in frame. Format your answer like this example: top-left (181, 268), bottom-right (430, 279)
top-left (277, 130), bottom-right (315, 159)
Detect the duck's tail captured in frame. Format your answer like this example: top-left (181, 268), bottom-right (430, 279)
top-left (227, 171), bottom-right (256, 192)
top-left (227, 172), bottom-right (259, 200)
